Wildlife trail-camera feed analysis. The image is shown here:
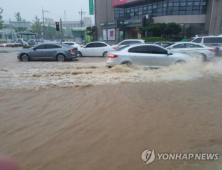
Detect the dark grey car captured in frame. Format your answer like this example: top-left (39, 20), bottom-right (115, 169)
top-left (17, 43), bottom-right (78, 62)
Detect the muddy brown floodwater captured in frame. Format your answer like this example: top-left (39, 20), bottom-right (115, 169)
top-left (0, 52), bottom-right (222, 170)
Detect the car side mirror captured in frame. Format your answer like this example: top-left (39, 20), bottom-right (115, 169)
top-left (167, 51), bottom-right (173, 55)
top-left (33, 48), bottom-right (36, 51)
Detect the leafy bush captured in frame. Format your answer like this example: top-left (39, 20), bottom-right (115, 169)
top-left (142, 37), bottom-right (168, 43)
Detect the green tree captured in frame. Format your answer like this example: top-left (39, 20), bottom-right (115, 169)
top-left (0, 8), bottom-right (4, 30)
top-left (13, 12), bottom-right (27, 32)
top-left (86, 26), bottom-right (97, 40)
top-left (31, 16), bottom-right (42, 39)
top-left (14, 12), bottom-right (24, 21)
top-left (139, 23), bottom-right (166, 37)
top-left (165, 23), bottom-right (182, 38)
top-left (139, 22), bottom-right (181, 38)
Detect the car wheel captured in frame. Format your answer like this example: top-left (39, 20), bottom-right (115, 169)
top-left (21, 54), bottom-right (30, 61)
top-left (57, 54), bottom-right (66, 62)
top-left (103, 51), bottom-right (107, 57)
top-left (78, 51), bottom-right (82, 57)
top-left (199, 54), bottom-right (207, 61)
top-left (121, 61), bottom-right (132, 66)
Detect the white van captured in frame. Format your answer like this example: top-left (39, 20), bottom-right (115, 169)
top-left (191, 36), bottom-right (222, 47)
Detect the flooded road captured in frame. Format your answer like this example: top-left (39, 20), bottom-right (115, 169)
top-left (0, 53), bottom-right (222, 89)
top-left (0, 52), bottom-right (222, 170)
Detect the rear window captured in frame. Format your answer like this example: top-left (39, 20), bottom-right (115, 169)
top-left (204, 37), bottom-right (222, 43)
top-left (192, 38), bottom-right (202, 43)
top-left (128, 41), bottom-right (142, 44)
top-left (64, 43), bottom-right (74, 45)
top-left (61, 44), bottom-right (71, 48)
top-left (116, 45), bottom-right (129, 51)
top-left (128, 46), bottom-right (147, 53)
top-left (45, 44), bottom-right (61, 49)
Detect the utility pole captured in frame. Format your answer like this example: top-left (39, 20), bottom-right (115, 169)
top-left (106, 0), bottom-right (108, 43)
top-left (42, 7), bottom-right (49, 40)
top-left (9, 19), bottom-right (13, 39)
top-left (78, 7), bottom-right (86, 27)
top-left (60, 18), bottom-right (63, 42)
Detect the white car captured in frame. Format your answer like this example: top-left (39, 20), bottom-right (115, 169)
top-left (78, 41), bottom-right (113, 57)
top-left (167, 42), bottom-right (215, 61)
top-left (112, 39), bottom-right (145, 49)
top-left (62, 42), bottom-right (80, 49)
top-left (106, 44), bottom-right (191, 68)
top-left (0, 43), bottom-right (7, 47)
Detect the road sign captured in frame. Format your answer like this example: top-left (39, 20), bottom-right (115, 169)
top-left (89, 0), bottom-right (94, 15)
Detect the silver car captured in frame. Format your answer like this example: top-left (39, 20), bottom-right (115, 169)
top-left (17, 43), bottom-right (78, 62)
top-left (106, 44), bottom-right (191, 68)
top-left (167, 42), bottom-right (215, 61)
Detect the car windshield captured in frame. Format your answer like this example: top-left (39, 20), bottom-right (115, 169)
top-left (60, 43), bottom-right (70, 48)
top-left (116, 45), bottom-right (129, 51)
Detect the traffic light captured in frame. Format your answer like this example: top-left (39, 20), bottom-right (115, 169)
top-left (55, 22), bottom-right (60, 31)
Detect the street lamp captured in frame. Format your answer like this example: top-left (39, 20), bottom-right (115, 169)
top-left (42, 7), bottom-right (49, 39)
top-left (78, 7), bottom-right (86, 27)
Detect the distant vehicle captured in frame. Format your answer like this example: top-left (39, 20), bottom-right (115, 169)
top-left (17, 38), bottom-right (28, 46)
top-left (78, 41), bottom-right (113, 57)
top-left (17, 43), bottom-right (78, 62)
top-left (62, 42), bottom-right (80, 49)
top-left (106, 44), bottom-right (191, 68)
top-left (28, 39), bottom-right (36, 46)
top-left (215, 45), bottom-right (222, 56)
top-left (112, 39), bottom-right (145, 49)
top-left (0, 43), bottom-right (8, 47)
top-left (167, 42), bottom-right (215, 61)
top-left (10, 41), bottom-right (24, 47)
top-left (190, 36), bottom-right (222, 47)
top-left (154, 41), bottom-right (175, 48)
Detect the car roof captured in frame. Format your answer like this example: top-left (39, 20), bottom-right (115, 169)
top-left (123, 43), bottom-right (165, 48)
top-left (62, 42), bottom-right (76, 43)
top-left (40, 42), bottom-right (62, 44)
top-left (88, 41), bottom-right (107, 43)
top-left (154, 41), bottom-right (174, 43)
top-left (122, 39), bottom-right (144, 41)
top-left (171, 42), bottom-right (202, 45)
top-left (193, 36), bottom-right (222, 38)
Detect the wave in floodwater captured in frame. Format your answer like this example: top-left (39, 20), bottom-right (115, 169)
top-left (0, 59), bottom-right (222, 90)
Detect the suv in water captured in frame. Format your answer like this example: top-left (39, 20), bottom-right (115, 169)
top-left (190, 36), bottom-right (222, 47)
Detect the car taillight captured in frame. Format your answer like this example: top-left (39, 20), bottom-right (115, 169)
top-left (80, 45), bottom-right (84, 48)
top-left (113, 47), bottom-right (117, 50)
top-left (108, 54), bottom-right (118, 58)
top-left (209, 49), bottom-right (215, 52)
top-left (69, 49), bottom-right (76, 52)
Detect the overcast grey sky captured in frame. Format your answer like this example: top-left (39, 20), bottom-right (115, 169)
top-left (0, 0), bottom-right (95, 23)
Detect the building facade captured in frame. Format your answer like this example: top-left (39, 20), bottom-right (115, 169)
top-left (95, 0), bottom-right (222, 44)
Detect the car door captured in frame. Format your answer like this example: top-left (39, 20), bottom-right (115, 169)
top-left (128, 45), bottom-right (152, 66)
top-left (94, 43), bottom-right (110, 56)
top-left (148, 46), bottom-right (173, 67)
top-left (169, 43), bottom-right (187, 53)
top-left (29, 44), bottom-right (45, 60)
top-left (82, 43), bottom-right (95, 56)
top-left (184, 43), bottom-right (202, 56)
top-left (44, 44), bottom-right (61, 60)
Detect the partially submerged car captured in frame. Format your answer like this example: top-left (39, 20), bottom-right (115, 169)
top-left (106, 44), bottom-right (191, 68)
top-left (17, 43), bottom-right (78, 62)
